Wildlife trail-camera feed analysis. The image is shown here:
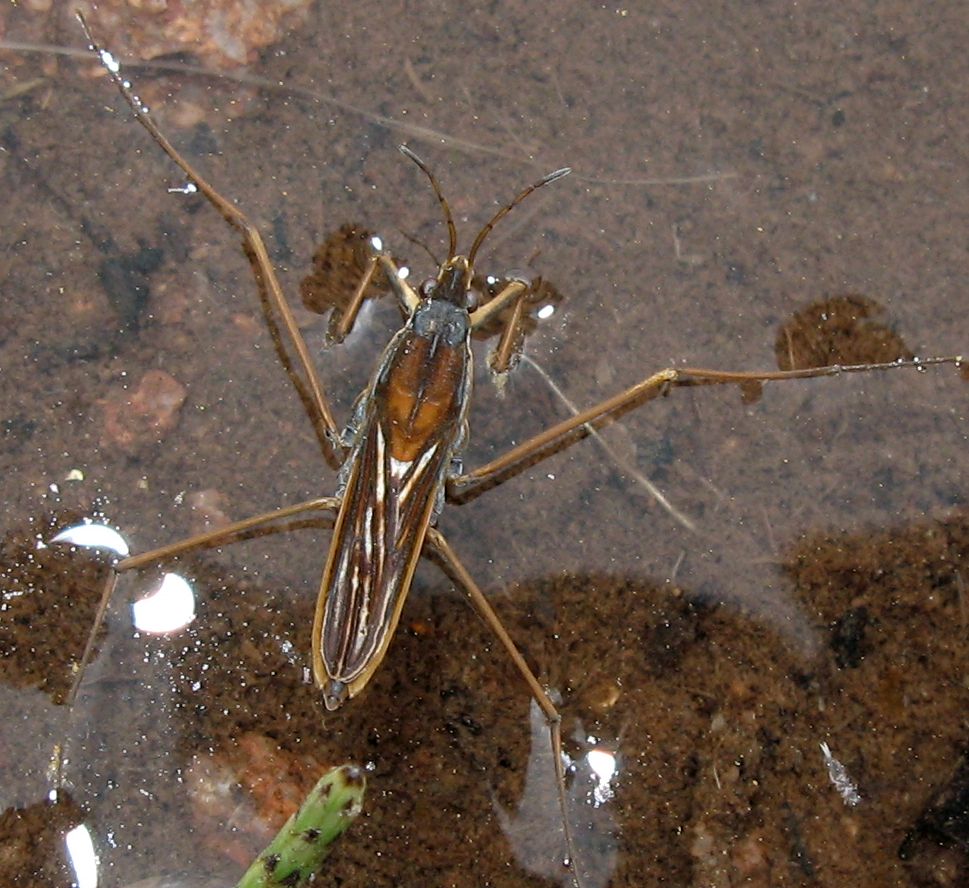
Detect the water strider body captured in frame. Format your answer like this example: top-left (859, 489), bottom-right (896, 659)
top-left (314, 256), bottom-right (516, 709)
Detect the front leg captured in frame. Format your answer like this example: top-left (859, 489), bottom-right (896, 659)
top-left (79, 14), bottom-right (344, 454)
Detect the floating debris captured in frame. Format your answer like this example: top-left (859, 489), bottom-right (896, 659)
top-left (819, 742), bottom-right (861, 807)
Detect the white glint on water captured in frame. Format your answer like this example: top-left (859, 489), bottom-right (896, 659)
top-left (587, 749), bottom-right (617, 807)
top-left (132, 573), bottom-right (196, 634)
top-left (65, 824), bottom-right (99, 888)
top-left (51, 523), bottom-right (130, 558)
top-left (98, 48), bottom-right (119, 74)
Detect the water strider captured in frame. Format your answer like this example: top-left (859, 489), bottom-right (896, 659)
top-left (64, 14), bottom-right (966, 887)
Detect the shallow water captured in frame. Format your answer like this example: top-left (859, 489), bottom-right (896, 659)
top-left (1, 2), bottom-right (967, 886)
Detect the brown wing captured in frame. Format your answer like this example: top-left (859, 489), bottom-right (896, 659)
top-left (311, 314), bottom-right (472, 710)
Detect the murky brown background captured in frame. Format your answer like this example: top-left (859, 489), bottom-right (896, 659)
top-left (0, 2), bottom-right (967, 886)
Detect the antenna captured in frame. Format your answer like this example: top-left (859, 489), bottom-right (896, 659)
top-left (398, 145), bottom-right (458, 260)
top-left (399, 145), bottom-right (571, 267)
top-left (467, 166), bottom-right (571, 267)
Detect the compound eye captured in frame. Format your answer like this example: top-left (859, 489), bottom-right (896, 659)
top-left (419, 278), bottom-right (436, 298)
top-left (465, 283), bottom-right (484, 312)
